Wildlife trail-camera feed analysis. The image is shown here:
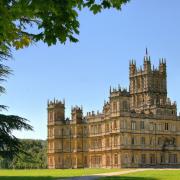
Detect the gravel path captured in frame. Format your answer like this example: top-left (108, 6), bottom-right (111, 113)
top-left (58, 169), bottom-right (149, 180)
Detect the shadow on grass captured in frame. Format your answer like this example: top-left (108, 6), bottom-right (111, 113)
top-left (0, 177), bottom-right (65, 180)
top-left (100, 176), bottom-right (157, 180)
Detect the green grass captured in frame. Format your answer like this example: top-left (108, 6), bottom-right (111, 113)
top-left (100, 170), bottom-right (180, 180)
top-left (0, 168), bottom-right (124, 180)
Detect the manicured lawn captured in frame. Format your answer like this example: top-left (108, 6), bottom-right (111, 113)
top-left (100, 170), bottom-right (180, 180)
top-left (0, 169), bottom-right (124, 180)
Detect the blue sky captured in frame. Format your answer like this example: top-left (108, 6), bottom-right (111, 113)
top-left (1, 0), bottom-right (180, 140)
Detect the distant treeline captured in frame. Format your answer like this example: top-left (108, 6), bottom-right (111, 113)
top-left (0, 139), bottom-right (47, 169)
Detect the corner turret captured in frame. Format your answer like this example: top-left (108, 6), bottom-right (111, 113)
top-left (129, 60), bottom-right (136, 77)
top-left (71, 106), bottom-right (83, 124)
top-left (47, 99), bottom-right (65, 124)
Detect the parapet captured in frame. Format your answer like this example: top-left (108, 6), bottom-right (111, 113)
top-left (47, 98), bottom-right (65, 109)
top-left (110, 85), bottom-right (129, 97)
top-left (71, 105), bottom-right (82, 112)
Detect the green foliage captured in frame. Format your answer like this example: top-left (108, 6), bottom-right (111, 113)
top-left (0, 139), bottom-right (47, 169)
top-left (0, 0), bottom-right (130, 52)
top-left (0, 115), bottom-right (33, 159)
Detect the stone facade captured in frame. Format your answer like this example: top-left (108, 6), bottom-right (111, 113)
top-left (47, 52), bottom-right (180, 168)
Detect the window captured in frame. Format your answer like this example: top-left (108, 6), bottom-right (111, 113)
top-left (95, 125), bottom-right (98, 134)
top-left (84, 156), bottom-right (87, 165)
top-left (123, 135), bottom-right (128, 145)
top-left (131, 121), bottom-right (136, 130)
top-left (114, 120), bottom-right (117, 129)
top-left (113, 102), bottom-right (117, 112)
top-left (114, 136), bottom-right (118, 147)
top-left (132, 155), bottom-right (135, 163)
top-left (150, 154), bottom-right (155, 164)
top-left (122, 101), bottom-right (128, 111)
top-left (150, 137), bottom-right (155, 145)
top-left (131, 137), bottom-right (135, 145)
top-left (106, 138), bottom-right (110, 147)
top-left (105, 123), bottom-right (109, 132)
top-left (49, 157), bottom-right (53, 165)
top-left (91, 125), bottom-right (94, 134)
top-left (106, 155), bottom-right (110, 166)
top-left (121, 120), bottom-right (127, 129)
top-left (84, 126), bottom-right (88, 135)
top-left (98, 138), bottom-right (102, 148)
top-left (58, 142), bottom-right (62, 150)
top-left (49, 111), bottom-right (53, 122)
top-left (158, 138), bottom-right (162, 145)
top-left (51, 142), bottom-right (54, 149)
top-left (137, 78), bottom-right (141, 89)
top-left (59, 129), bottom-right (62, 136)
top-left (171, 124), bottom-right (176, 131)
top-left (49, 128), bottom-right (53, 137)
top-left (58, 156), bottom-right (62, 165)
top-left (124, 154), bottom-right (128, 164)
top-left (66, 129), bottom-right (70, 136)
top-left (149, 123), bottom-right (154, 131)
top-left (114, 154), bottom-right (118, 165)
top-left (141, 154), bottom-right (146, 164)
top-left (161, 155), bottom-right (165, 163)
top-left (98, 124), bottom-right (101, 133)
top-left (140, 121), bottom-right (145, 129)
top-left (141, 137), bottom-right (145, 145)
top-left (169, 154), bottom-right (177, 164)
top-left (157, 124), bottom-right (162, 131)
top-left (165, 123), bottom-right (169, 131)
top-left (169, 137), bottom-right (176, 145)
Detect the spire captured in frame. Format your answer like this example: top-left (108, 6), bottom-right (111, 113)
top-left (145, 47), bottom-right (148, 56)
top-left (118, 84), bottom-right (121, 91)
top-left (144, 47), bottom-right (151, 62)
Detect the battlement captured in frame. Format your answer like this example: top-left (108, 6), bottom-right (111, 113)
top-left (71, 105), bottom-right (82, 112)
top-left (71, 105), bottom-right (83, 123)
top-left (86, 110), bottom-right (102, 117)
top-left (47, 98), bottom-right (65, 108)
top-left (165, 98), bottom-right (176, 107)
top-left (110, 85), bottom-right (129, 97)
top-left (129, 49), bottom-right (166, 77)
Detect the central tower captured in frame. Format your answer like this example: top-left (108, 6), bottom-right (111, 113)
top-left (129, 49), bottom-right (176, 116)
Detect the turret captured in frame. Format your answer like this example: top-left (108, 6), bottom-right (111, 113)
top-left (47, 99), bottom-right (65, 124)
top-left (159, 58), bottom-right (167, 75)
top-left (129, 59), bottom-right (136, 77)
top-left (109, 86), bottom-right (130, 114)
top-left (143, 48), bottom-right (151, 73)
top-left (71, 106), bottom-right (83, 124)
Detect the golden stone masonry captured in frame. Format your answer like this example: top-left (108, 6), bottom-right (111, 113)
top-left (47, 51), bottom-right (180, 168)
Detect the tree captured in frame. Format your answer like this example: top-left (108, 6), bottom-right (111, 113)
top-left (11, 139), bottom-right (47, 169)
top-left (0, 50), bottom-right (33, 159)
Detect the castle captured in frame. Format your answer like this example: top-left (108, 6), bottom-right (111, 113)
top-left (47, 51), bottom-right (180, 168)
